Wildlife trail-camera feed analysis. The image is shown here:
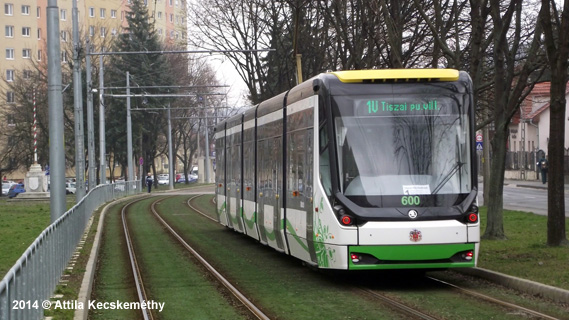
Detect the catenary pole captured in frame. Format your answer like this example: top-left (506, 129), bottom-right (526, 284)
top-left (47, 0), bottom-right (66, 222)
top-left (72, 0), bottom-right (85, 200)
top-left (99, 56), bottom-right (106, 184)
top-left (203, 98), bottom-right (211, 183)
top-left (167, 103), bottom-right (174, 189)
top-left (85, 41), bottom-right (96, 191)
top-left (127, 72), bottom-right (134, 183)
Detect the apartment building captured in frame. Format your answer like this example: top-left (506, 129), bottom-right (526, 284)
top-left (1, 0), bottom-right (186, 179)
top-left (2, 0), bottom-right (186, 84)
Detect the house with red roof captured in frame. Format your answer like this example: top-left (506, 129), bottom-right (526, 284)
top-left (503, 82), bottom-right (569, 180)
top-left (509, 82), bottom-right (569, 155)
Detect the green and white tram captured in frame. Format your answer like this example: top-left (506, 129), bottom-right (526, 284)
top-left (215, 69), bottom-right (479, 270)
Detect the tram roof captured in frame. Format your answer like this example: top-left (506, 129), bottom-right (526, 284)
top-left (330, 69), bottom-right (460, 83)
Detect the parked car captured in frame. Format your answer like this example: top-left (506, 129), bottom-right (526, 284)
top-left (157, 174), bottom-right (169, 185)
top-left (8, 183), bottom-right (25, 198)
top-left (176, 175), bottom-right (197, 184)
top-left (2, 181), bottom-right (17, 195)
top-left (190, 166), bottom-right (198, 180)
top-left (66, 182), bottom-right (76, 194)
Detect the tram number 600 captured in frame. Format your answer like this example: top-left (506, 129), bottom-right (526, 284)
top-left (401, 196), bottom-right (420, 206)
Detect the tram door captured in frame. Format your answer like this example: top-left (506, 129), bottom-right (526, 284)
top-left (258, 137), bottom-right (285, 251)
top-left (228, 137), bottom-right (244, 233)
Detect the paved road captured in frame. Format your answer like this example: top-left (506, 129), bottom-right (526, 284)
top-left (478, 180), bottom-right (569, 217)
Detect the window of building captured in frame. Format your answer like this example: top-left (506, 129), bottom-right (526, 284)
top-left (22, 48), bottom-right (31, 58)
top-left (5, 25), bottom-right (14, 37)
top-left (157, 11), bottom-right (162, 19)
top-left (8, 115), bottom-right (15, 126)
top-left (100, 8), bottom-right (105, 18)
top-left (22, 27), bottom-right (31, 37)
top-left (6, 48), bottom-right (14, 59)
top-left (23, 69), bottom-right (31, 79)
top-left (37, 28), bottom-right (41, 39)
top-left (111, 28), bottom-right (117, 37)
top-left (60, 9), bottom-right (66, 20)
top-left (37, 49), bottom-right (42, 60)
top-left (89, 7), bottom-right (94, 17)
top-left (61, 51), bottom-right (67, 62)
top-left (5, 4), bottom-right (14, 15)
top-left (170, 13), bottom-right (173, 22)
top-left (37, 6), bottom-right (40, 18)
top-left (169, 0), bottom-right (173, 6)
top-left (6, 91), bottom-right (15, 103)
top-left (111, 9), bottom-right (117, 18)
top-left (100, 27), bottom-right (106, 37)
top-left (61, 30), bottom-right (67, 42)
top-left (6, 69), bottom-right (14, 82)
top-left (22, 5), bottom-right (30, 15)
top-left (89, 25), bottom-right (95, 37)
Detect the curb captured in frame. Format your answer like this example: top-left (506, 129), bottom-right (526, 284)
top-left (457, 267), bottom-right (569, 304)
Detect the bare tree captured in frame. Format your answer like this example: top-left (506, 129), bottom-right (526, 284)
top-left (484, 0), bottom-right (544, 239)
top-left (188, 0), bottom-right (273, 104)
top-left (539, 0), bottom-right (569, 246)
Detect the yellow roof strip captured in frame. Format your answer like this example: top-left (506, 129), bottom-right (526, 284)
top-left (330, 69), bottom-right (460, 83)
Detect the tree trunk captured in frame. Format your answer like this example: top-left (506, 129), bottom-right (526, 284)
top-left (547, 82), bottom-right (568, 245)
top-left (484, 119), bottom-right (508, 239)
top-left (540, 0), bottom-right (569, 246)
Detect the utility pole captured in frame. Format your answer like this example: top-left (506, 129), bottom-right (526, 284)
top-left (126, 71), bottom-right (134, 183)
top-left (167, 103), bottom-right (174, 189)
top-left (47, 0), bottom-right (66, 221)
top-left (99, 56), bottom-right (106, 184)
top-left (85, 41), bottom-right (96, 191)
top-left (72, 0), bottom-right (85, 200)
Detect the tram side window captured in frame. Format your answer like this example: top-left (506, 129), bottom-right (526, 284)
top-left (305, 129), bottom-right (313, 197)
top-left (319, 124), bottom-right (332, 196)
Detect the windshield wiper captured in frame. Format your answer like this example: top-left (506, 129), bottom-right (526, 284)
top-left (432, 162), bottom-right (463, 194)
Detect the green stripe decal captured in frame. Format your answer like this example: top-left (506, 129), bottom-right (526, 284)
top-left (262, 226), bottom-right (277, 241)
top-left (285, 219), bottom-right (309, 252)
top-left (217, 201), bottom-right (226, 219)
top-left (349, 243), bottom-right (476, 270)
top-left (242, 210), bottom-right (256, 229)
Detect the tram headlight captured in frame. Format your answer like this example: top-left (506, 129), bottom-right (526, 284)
top-left (334, 205), bottom-right (354, 226)
top-left (466, 204), bottom-right (479, 223)
top-left (467, 213), bottom-right (478, 223)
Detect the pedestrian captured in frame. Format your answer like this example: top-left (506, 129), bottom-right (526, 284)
top-left (146, 173), bottom-right (153, 193)
top-left (537, 156), bottom-right (548, 184)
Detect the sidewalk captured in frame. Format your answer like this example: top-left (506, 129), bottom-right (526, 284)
top-left (503, 178), bottom-right (569, 192)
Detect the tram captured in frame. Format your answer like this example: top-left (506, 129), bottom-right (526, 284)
top-left (214, 69), bottom-right (479, 270)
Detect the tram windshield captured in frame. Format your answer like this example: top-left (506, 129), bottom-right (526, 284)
top-left (331, 93), bottom-right (472, 207)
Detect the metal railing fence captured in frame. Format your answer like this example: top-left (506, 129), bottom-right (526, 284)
top-left (0, 180), bottom-right (142, 320)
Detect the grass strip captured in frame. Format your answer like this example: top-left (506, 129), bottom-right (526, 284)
top-left (89, 202), bottom-right (139, 320)
top-left (126, 198), bottom-right (248, 319)
top-left (477, 207), bottom-right (569, 290)
top-left (159, 196), bottom-right (403, 319)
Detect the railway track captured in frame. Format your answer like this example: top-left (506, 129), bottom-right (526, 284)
top-left (424, 276), bottom-right (559, 319)
top-left (121, 194), bottom-right (270, 320)
top-left (121, 199), bottom-right (155, 320)
top-left (114, 192), bottom-right (566, 319)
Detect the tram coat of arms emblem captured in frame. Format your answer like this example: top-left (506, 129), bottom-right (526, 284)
top-left (409, 229), bottom-right (422, 242)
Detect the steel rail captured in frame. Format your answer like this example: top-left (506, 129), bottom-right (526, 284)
top-left (426, 276), bottom-right (559, 320)
top-left (358, 288), bottom-right (441, 320)
top-left (185, 194), bottom-right (218, 222)
top-left (152, 195), bottom-right (270, 320)
top-left (121, 200), bottom-right (154, 320)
